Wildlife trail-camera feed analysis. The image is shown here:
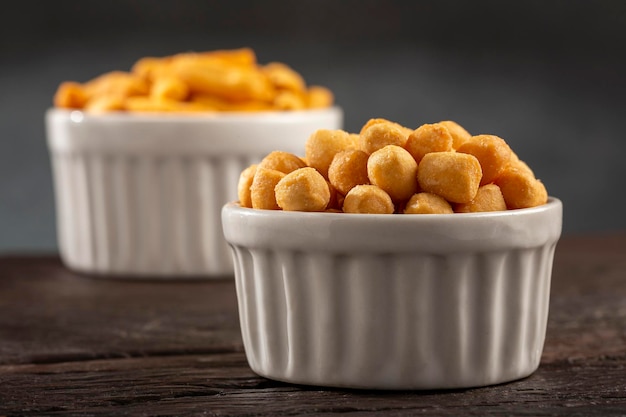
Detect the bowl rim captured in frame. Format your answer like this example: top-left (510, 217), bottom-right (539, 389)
top-left (221, 197), bottom-right (563, 252)
top-left (223, 197), bottom-right (561, 221)
top-left (46, 106), bottom-right (343, 124)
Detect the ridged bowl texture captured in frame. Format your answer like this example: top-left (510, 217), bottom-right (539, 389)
top-left (222, 199), bottom-right (563, 389)
top-left (45, 107), bottom-right (343, 277)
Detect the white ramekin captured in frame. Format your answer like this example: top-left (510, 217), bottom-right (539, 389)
top-left (45, 107), bottom-right (343, 278)
top-left (222, 198), bottom-right (563, 389)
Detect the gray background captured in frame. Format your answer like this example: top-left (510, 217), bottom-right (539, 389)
top-left (1, 0), bottom-right (625, 252)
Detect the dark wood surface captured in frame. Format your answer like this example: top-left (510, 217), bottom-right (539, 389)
top-left (1, 234), bottom-right (625, 416)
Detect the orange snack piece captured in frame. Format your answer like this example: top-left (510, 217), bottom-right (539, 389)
top-left (328, 150), bottom-right (370, 195)
top-left (455, 184), bottom-right (507, 213)
top-left (404, 193), bottom-right (453, 214)
top-left (238, 164), bottom-right (258, 208)
top-left (343, 185), bottom-right (394, 214)
top-left (305, 129), bottom-right (355, 179)
top-left (457, 135), bottom-right (513, 185)
top-left (53, 82), bottom-right (89, 109)
top-left (250, 167), bottom-right (285, 210)
top-left (404, 123), bottom-right (453, 164)
top-left (55, 48), bottom-right (334, 113)
top-left (262, 62), bottom-right (306, 92)
top-left (258, 151), bottom-right (307, 174)
top-left (359, 123), bottom-right (408, 155)
top-left (275, 167), bottom-right (330, 212)
top-left (495, 168), bottom-right (548, 209)
top-left (367, 145), bottom-right (418, 202)
top-left (417, 152), bottom-right (482, 204)
top-left (307, 86), bottom-right (335, 109)
top-left (439, 120), bottom-right (472, 149)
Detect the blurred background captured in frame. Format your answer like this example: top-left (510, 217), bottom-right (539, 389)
top-left (1, 0), bottom-right (625, 252)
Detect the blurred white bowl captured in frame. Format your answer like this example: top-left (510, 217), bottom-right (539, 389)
top-left (222, 198), bottom-right (563, 389)
top-left (46, 107), bottom-right (342, 278)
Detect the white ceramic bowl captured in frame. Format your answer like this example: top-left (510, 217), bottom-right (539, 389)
top-left (45, 107), bottom-right (343, 277)
top-left (222, 198), bottom-right (563, 389)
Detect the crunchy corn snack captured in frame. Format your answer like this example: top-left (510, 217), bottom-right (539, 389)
top-left (495, 167), bottom-right (548, 209)
top-left (275, 167), bottom-right (330, 212)
top-left (417, 152), bottom-right (482, 204)
top-left (405, 123), bottom-right (453, 164)
top-left (343, 185), bottom-right (394, 214)
top-left (258, 151), bottom-right (307, 174)
top-left (359, 122), bottom-right (408, 155)
top-left (457, 135), bottom-right (513, 185)
top-left (439, 120), bottom-right (472, 149)
top-left (250, 167), bottom-right (285, 210)
top-left (455, 184), bottom-right (507, 213)
top-left (238, 164), bottom-right (258, 208)
top-left (53, 48), bottom-right (335, 113)
top-left (328, 150), bottom-right (370, 195)
top-left (404, 193), bottom-right (453, 214)
top-left (367, 145), bottom-right (418, 202)
top-left (236, 120), bottom-right (549, 213)
top-left (305, 129), bottom-right (355, 179)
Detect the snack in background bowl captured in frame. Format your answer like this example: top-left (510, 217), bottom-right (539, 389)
top-left (223, 118), bottom-right (561, 389)
top-left (46, 48), bottom-right (342, 278)
top-left (54, 48), bottom-right (334, 113)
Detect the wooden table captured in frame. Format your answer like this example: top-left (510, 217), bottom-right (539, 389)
top-left (1, 234), bottom-right (625, 416)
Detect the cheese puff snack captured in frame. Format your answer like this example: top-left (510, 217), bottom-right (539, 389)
top-left (343, 185), bottom-right (394, 214)
top-left (405, 123), bottom-right (454, 164)
top-left (53, 48), bottom-right (335, 113)
top-left (328, 150), bottom-right (370, 195)
top-left (275, 167), bottom-right (330, 212)
top-left (404, 193), bottom-right (453, 214)
top-left (305, 129), bottom-right (355, 179)
top-left (367, 145), bottom-right (418, 202)
top-left (417, 152), bottom-right (482, 204)
top-left (236, 119), bottom-right (549, 214)
top-left (250, 167), bottom-right (285, 210)
top-left (258, 151), bottom-right (307, 174)
top-left (439, 120), bottom-right (472, 149)
top-left (455, 184), bottom-right (507, 213)
top-left (359, 122), bottom-right (409, 155)
top-left (457, 135), bottom-right (513, 185)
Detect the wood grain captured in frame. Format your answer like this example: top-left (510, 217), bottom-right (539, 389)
top-left (0, 233), bottom-right (625, 416)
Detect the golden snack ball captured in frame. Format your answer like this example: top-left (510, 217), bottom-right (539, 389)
top-left (250, 167), bottom-right (285, 210)
top-left (237, 164), bottom-right (258, 208)
top-left (359, 118), bottom-right (413, 136)
top-left (307, 86), bottom-right (335, 109)
top-left (275, 167), bottom-right (330, 212)
top-left (305, 129), bottom-right (355, 179)
top-left (404, 123), bottom-right (454, 164)
top-left (455, 184), bottom-right (507, 213)
top-left (439, 120), bottom-right (472, 149)
top-left (495, 168), bottom-right (548, 209)
top-left (359, 123), bottom-right (408, 155)
top-left (258, 151), bottom-right (307, 174)
top-left (404, 193), bottom-right (453, 214)
top-left (328, 150), bottom-right (370, 195)
top-left (367, 145), bottom-right (418, 202)
top-left (457, 135), bottom-right (513, 185)
top-left (343, 185), bottom-right (394, 214)
top-left (326, 180), bottom-right (343, 211)
top-left (418, 152), bottom-right (482, 204)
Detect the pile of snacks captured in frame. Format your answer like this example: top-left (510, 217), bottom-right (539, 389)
top-left (238, 119), bottom-right (548, 214)
top-left (53, 48), bottom-right (334, 113)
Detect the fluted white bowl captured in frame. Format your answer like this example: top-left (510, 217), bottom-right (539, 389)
top-left (222, 198), bottom-right (563, 389)
top-left (45, 107), bottom-right (343, 278)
